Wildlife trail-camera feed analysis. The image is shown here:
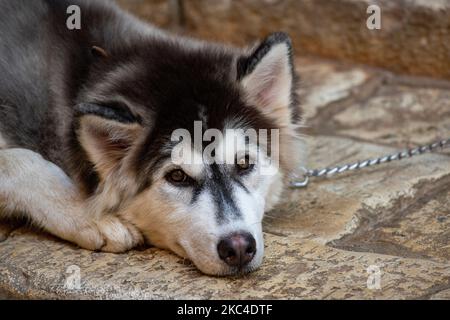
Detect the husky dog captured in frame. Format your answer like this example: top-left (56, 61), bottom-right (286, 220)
top-left (0, 0), bottom-right (303, 275)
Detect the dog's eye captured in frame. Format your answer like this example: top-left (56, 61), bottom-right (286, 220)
top-left (236, 155), bottom-right (254, 174)
top-left (166, 169), bottom-right (190, 185)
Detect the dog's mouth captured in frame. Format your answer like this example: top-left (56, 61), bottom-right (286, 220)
top-left (216, 264), bottom-right (259, 277)
top-left (189, 258), bottom-right (260, 277)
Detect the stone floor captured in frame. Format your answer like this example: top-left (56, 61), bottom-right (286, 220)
top-left (0, 57), bottom-right (449, 299)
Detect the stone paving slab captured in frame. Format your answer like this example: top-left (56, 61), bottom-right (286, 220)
top-left (1, 56), bottom-right (449, 299)
top-left (0, 229), bottom-right (449, 300)
top-left (332, 85), bottom-right (450, 148)
top-left (333, 186), bottom-right (450, 263)
top-left (430, 288), bottom-right (450, 300)
top-left (296, 57), bottom-right (382, 121)
top-left (266, 136), bottom-right (450, 246)
top-left (297, 57), bottom-right (450, 156)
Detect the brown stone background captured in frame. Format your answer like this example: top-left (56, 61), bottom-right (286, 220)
top-left (117, 0), bottom-right (450, 80)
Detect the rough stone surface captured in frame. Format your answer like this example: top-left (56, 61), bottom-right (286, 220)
top-left (430, 288), bottom-right (450, 300)
top-left (332, 85), bottom-right (450, 148)
top-left (1, 229), bottom-right (449, 300)
top-left (1, 54), bottom-right (449, 299)
top-left (118, 0), bottom-right (450, 80)
top-left (299, 58), bottom-right (450, 155)
top-left (266, 136), bottom-right (450, 245)
top-left (331, 181), bottom-right (450, 263)
top-left (297, 57), bottom-right (382, 121)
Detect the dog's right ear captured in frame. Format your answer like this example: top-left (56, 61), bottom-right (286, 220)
top-left (237, 32), bottom-right (295, 127)
top-left (75, 103), bottom-right (142, 179)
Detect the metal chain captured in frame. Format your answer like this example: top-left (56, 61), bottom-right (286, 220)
top-left (290, 137), bottom-right (450, 188)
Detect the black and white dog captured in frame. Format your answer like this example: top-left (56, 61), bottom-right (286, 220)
top-left (0, 0), bottom-right (304, 275)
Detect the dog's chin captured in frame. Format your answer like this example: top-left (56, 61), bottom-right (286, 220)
top-left (218, 263), bottom-right (262, 277)
top-left (192, 260), bottom-right (262, 277)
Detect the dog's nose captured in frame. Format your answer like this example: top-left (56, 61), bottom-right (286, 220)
top-left (217, 232), bottom-right (256, 268)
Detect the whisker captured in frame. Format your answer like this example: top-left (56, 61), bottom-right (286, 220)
top-left (263, 213), bottom-right (290, 221)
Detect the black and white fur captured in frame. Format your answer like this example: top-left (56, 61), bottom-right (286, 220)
top-left (0, 0), bottom-right (304, 275)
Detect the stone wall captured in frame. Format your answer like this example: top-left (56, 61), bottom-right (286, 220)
top-left (117, 0), bottom-right (450, 80)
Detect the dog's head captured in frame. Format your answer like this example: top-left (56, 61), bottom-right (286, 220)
top-left (72, 32), bottom-right (303, 275)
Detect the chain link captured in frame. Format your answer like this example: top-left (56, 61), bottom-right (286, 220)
top-left (290, 137), bottom-right (450, 188)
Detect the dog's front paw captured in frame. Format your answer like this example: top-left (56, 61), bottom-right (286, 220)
top-left (96, 216), bottom-right (143, 253)
top-left (73, 222), bottom-right (106, 251)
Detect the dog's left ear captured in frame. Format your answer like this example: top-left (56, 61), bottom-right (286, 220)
top-left (75, 103), bottom-right (142, 179)
top-left (237, 32), bottom-right (294, 126)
